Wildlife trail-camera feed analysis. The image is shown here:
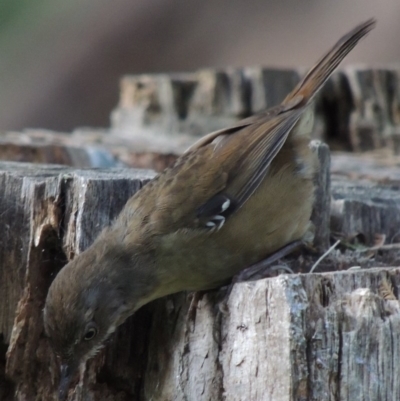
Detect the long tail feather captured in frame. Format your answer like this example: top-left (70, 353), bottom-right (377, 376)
top-left (284, 18), bottom-right (376, 106)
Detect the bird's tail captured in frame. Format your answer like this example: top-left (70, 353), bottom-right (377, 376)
top-left (283, 18), bottom-right (376, 107)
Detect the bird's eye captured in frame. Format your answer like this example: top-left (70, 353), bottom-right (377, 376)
top-left (83, 323), bottom-right (98, 341)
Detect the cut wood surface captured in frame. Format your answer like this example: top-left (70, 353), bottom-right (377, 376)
top-left (0, 130), bottom-right (179, 172)
top-left (0, 163), bottom-right (154, 400)
top-left (111, 67), bottom-right (400, 153)
top-left (1, 151), bottom-right (400, 400)
top-left (144, 268), bottom-right (400, 401)
top-left (2, 67), bottom-right (400, 175)
top-left (2, 66), bottom-right (400, 400)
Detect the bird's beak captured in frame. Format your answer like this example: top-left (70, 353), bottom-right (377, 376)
top-left (58, 362), bottom-right (78, 401)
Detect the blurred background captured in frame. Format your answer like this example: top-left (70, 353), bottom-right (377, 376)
top-left (0, 0), bottom-right (398, 132)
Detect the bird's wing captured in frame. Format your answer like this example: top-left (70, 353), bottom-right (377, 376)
top-left (119, 19), bottom-right (375, 237)
top-left (186, 18), bottom-right (376, 229)
top-left (120, 101), bottom-right (304, 237)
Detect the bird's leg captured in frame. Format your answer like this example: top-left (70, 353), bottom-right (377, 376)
top-left (187, 241), bottom-right (302, 327)
top-left (216, 241), bottom-right (302, 316)
top-left (234, 240), bottom-right (302, 283)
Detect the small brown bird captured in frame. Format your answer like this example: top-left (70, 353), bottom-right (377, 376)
top-left (44, 19), bottom-right (375, 400)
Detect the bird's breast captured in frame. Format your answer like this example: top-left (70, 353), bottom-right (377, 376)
top-left (154, 140), bottom-right (316, 294)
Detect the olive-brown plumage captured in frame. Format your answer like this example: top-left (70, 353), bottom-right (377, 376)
top-left (44, 19), bottom-right (376, 400)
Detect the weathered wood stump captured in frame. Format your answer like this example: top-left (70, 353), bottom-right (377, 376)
top-left (2, 67), bottom-right (400, 173)
top-left (111, 67), bottom-right (400, 153)
top-left (0, 163), bottom-right (157, 400)
top-left (0, 130), bottom-right (178, 172)
top-left (1, 149), bottom-right (400, 400)
top-left (2, 67), bottom-right (400, 400)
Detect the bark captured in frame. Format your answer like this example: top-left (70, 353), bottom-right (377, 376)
top-left (1, 150), bottom-right (400, 400)
top-left (111, 67), bottom-right (400, 153)
top-left (1, 66), bottom-right (400, 400)
top-left (144, 268), bottom-right (400, 401)
top-left (2, 67), bottom-right (400, 174)
top-left (0, 162), bottom-right (155, 401)
top-left (0, 130), bottom-right (178, 172)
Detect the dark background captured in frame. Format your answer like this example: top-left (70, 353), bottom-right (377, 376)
top-left (0, 0), bottom-right (398, 132)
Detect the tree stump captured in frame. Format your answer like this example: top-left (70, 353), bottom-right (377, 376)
top-left (2, 67), bottom-right (400, 174)
top-left (1, 148), bottom-right (400, 400)
top-left (2, 67), bottom-right (400, 400)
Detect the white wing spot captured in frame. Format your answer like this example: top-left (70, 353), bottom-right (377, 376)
top-left (205, 215), bottom-right (225, 231)
top-left (221, 199), bottom-right (230, 212)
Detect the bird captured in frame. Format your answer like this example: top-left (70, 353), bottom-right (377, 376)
top-left (43, 19), bottom-right (376, 400)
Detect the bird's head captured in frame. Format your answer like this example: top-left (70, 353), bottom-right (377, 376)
top-left (43, 236), bottom-right (154, 400)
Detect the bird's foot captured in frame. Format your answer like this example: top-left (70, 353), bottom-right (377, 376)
top-left (223, 240), bottom-right (302, 306)
top-left (186, 241), bottom-right (302, 332)
top-left (234, 240), bottom-right (302, 283)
